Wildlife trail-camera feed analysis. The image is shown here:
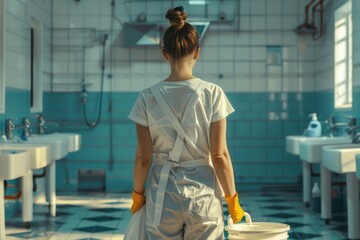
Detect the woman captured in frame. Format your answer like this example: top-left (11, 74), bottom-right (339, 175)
top-left (128, 6), bottom-right (244, 239)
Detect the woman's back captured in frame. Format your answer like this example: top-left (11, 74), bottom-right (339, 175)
top-left (130, 78), bottom-right (234, 161)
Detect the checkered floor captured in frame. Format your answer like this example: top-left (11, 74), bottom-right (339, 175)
top-left (5, 191), bottom-right (348, 239)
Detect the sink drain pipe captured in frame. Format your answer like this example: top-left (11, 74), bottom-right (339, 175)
top-left (33, 169), bottom-right (46, 192)
top-left (4, 180), bottom-right (22, 200)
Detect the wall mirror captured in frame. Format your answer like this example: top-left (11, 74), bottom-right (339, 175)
top-left (30, 16), bottom-right (43, 113)
top-left (0, 0), bottom-right (5, 114)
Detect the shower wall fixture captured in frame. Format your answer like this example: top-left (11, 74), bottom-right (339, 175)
top-left (294, 0), bottom-right (324, 41)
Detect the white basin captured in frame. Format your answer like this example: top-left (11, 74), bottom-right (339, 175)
top-left (26, 136), bottom-right (69, 160)
top-left (0, 143), bottom-right (50, 169)
top-left (286, 135), bottom-right (325, 155)
top-left (299, 136), bottom-right (351, 163)
top-left (322, 144), bottom-right (360, 239)
top-left (322, 144), bottom-right (360, 173)
top-left (0, 150), bottom-right (30, 180)
top-left (357, 154), bottom-right (360, 180)
top-left (33, 133), bottom-right (81, 152)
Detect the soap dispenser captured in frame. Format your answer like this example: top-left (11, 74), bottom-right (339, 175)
top-left (304, 113), bottom-right (322, 137)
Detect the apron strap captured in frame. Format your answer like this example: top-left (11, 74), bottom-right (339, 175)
top-left (150, 81), bottom-right (208, 161)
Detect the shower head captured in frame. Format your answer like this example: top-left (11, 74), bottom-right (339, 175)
top-left (294, 22), bottom-right (317, 35)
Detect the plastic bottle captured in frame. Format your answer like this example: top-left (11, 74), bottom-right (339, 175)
top-left (311, 182), bottom-right (321, 212)
top-left (312, 182), bottom-right (320, 198)
top-left (304, 113), bottom-right (322, 137)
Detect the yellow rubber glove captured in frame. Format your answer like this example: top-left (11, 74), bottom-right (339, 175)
top-left (131, 190), bottom-right (145, 214)
top-left (225, 192), bottom-right (244, 223)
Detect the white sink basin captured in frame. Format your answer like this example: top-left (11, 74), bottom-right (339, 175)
top-left (26, 136), bottom-right (69, 160)
top-left (286, 135), bottom-right (325, 155)
top-left (322, 144), bottom-right (360, 173)
top-left (0, 143), bottom-right (51, 170)
top-left (0, 150), bottom-right (30, 180)
top-left (357, 154), bottom-right (360, 180)
top-left (34, 133), bottom-right (81, 152)
top-left (299, 136), bottom-right (351, 163)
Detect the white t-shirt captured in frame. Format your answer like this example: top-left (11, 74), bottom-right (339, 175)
top-left (128, 78), bottom-right (234, 161)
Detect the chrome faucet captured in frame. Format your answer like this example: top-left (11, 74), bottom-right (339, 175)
top-left (5, 119), bottom-right (15, 140)
top-left (347, 125), bottom-right (360, 143)
top-left (0, 133), bottom-right (7, 144)
top-left (22, 117), bottom-right (32, 137)
top-left (38, 114), bottom-right (46, 134)
top-left (5, 118), bottom-right (32, 141)
top-left (352, 132), bottom-right (360, 144)
top-left (328, 115), bottom-right (356, 136)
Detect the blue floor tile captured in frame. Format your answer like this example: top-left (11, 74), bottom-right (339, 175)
top-left (5, 191), bottom-right (350, 239)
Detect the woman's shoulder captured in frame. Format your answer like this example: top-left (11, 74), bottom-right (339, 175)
top-left (137, 85), bottom-right (155, 97)
top-left (137, 79), bottom-right (224, 96)
top-left (198, 79), bottom-right (225, 95)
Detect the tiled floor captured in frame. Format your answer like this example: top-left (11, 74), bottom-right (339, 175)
top-left (5, 191), bottom-right (348, 239)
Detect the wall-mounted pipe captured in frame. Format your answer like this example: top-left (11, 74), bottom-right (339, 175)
top-left (312, 0), bottom-right (323, 41)
top-left (33, 169), bottom-right (46, 192)
top-left (304, 0), bottom-right (318, 24)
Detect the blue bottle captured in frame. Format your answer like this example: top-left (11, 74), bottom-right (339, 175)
top-left (304, 113), bottom-right (322, 137)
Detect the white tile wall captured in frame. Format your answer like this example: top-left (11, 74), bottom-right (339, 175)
top-left (283, 16), bottom-right (299, 30)
top-left (267, 0), bottom-right (282, 15)
top-left (268, 78), bottom-right (282, 92)
top-left (219, 47), bottom-right (235, 61)
top-left (266, 33), bottom-right (282, 45)
top-left (5, 0), bottom-right (51, 90)
top-left (301, 77), bottom-right (315, 92)
top-left (251, 47), bottom-right (266, 61)
top-left (251, 16), bottom-right (266, 30)
top-left (266, 16), bottom-right (283, 30)
top-left (52, 0), bottom-right (315, 93)
top-left (235, 77), bottom-right (250, 92)
top-left (283, 77), bottom-right (299, 92)
top-left (282, 0), bottom-right (299, 15)
top-left (251, 0), bottom-right (266, 15)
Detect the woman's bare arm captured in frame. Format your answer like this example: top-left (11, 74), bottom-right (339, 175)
top-left (210, 118), bottom-right (236, 197)
top-left (133, 123), bottom-right (153, 194)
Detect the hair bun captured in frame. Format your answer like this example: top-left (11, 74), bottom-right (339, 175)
top-left (165, 6), bottom-right (187, 29)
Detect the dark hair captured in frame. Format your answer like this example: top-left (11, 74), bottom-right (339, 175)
top-left (161, 6), bottom-right (199, 59)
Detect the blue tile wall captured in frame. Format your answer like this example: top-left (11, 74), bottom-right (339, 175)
top-left (43, 91), bottom-right (317, 192)
top-left (315, 89), bottom-right (360, 133)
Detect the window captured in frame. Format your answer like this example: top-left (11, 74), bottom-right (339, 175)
top-left (334, 1), bottom-right (352, 109)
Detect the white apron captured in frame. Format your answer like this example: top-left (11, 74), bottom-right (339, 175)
top-left (145, 82), bottom-right (224, 239)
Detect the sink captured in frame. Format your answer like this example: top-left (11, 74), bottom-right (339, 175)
top-left (322, 144), bottom-right (360, 239)
top-left (33, 133), bottom-right (81, 152)
top-left (0, 150), bottom-right (30, 180)
top-left (0, 150), bottom-right (31, 240)
top-left (0, 143), bottom-right (50, 169)
top-left (357, 154), bottom-right (360, 180)
top-left (299, 136), bottom-right (351, 163)
top-left (26, 136), bottom-right (69, 160)
top-left (286, 135), bottom-right (325, 155)
top-left (322, 144), bottom-right (360, 173)
top-left (296, 136), bottom-right (351, 209)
